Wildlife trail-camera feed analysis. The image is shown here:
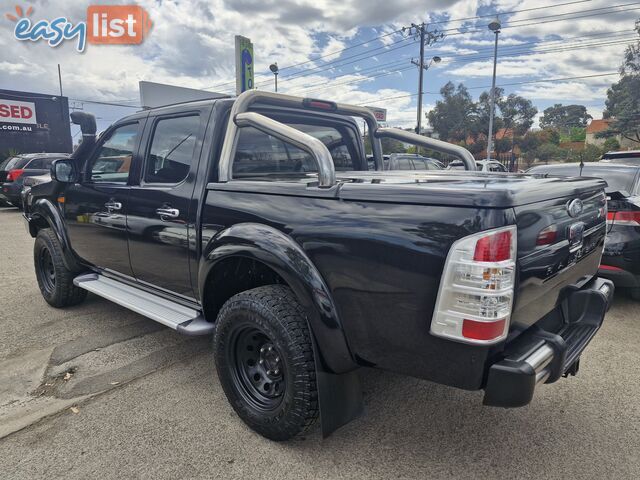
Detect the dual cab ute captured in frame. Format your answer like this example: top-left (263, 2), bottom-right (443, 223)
top-left (24, 91), bottom-right (613, 440)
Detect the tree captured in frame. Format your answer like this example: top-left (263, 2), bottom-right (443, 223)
top-left (472, 88), bottom-right (505, 140)
top-left (598, 20), bottom-right (640, 143)
top-left (599, 75), bottom-right (640, 144)
top-left (498, 93), bottom-right (538, 137)
top-left (539, 104), bottom-right (592, 133)
top-left (363, 135), bottom-right (406, 154)
top-left (603, 137), bottom-right (621, 151)
top-left (427, 82), bottom-right (478, 142)
top-left (535, 143), bottom-right (565, 164)
top-left (621, 19), bottom-right (640, 75)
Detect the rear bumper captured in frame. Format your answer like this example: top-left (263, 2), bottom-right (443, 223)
top-left (483, 277), bottom-right (613, 408)
top-left (598, 265), bottom-right (640, 288)
top-left (0, 182), bottom-right (22, 203)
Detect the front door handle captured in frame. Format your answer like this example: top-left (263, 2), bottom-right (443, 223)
top-left (156, 207), bottom-right (180, 220)
top-left (104, 201), bottom-right (122, 211)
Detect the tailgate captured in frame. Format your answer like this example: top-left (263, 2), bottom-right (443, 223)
top-left (511, 188), bottom-right (607, 332)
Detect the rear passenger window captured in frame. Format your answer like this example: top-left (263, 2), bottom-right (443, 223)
top-left (232, 122), bottom-right (358, 178)
top-left (144, 115), bottom-right (200, 184)
top-left (233, 127), bottom-right (316, 176)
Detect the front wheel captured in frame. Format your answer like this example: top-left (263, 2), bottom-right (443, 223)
top-left (213, 285), bottom-right (319, 441)
top-left (34, 229), bottom-right (87, 307)
top-left (628, 288), bottom-right (640, 301)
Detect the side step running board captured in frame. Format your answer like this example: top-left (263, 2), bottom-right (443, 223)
top-left (73, 273), bottom-right (214, 336)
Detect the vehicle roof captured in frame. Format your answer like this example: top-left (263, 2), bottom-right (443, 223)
top-left (112, 97), bottom-right (365, 130)
top-left (602, 150), bottom-right (640, 157)
top-left (15, 152), bottom-right (70, 158)
top-left (528, 162), bottom-right (639, 172)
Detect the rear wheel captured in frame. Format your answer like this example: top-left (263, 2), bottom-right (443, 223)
top-left (628, 288), bottom-right (640, 301)
top-left (34, 229), bottom-right (87, 307)
top-left (213, 285), bottom-right (319, 441)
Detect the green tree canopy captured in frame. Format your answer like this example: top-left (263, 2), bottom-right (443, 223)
top-left (599, 20), bottom-right (640, 144)
top-left (427, 82), bottom-right (478, 142)
top-left (539, 104), bottom-right (592, 133)
top-left (497, 93), bottom-right (538, 137)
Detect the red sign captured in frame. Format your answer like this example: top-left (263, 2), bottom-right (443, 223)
top-left (0, 99), bottom-right (37, 124)
top-left (87, 5), bottom-right (152, 45)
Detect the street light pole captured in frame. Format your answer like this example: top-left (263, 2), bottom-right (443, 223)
top-left (486, 17), bottom-right (501, 161)
top-left (269, 62), bottom-right (279, 92)
top-left (416, 25), bottom-right (425, 135)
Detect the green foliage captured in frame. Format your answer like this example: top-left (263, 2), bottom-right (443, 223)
top-left (494, 137), bottom-right (512, 154)
top-left (539, 104), bottom-right (592, 133)
top-left (535, 143), bottom-right (565, 163)
top-left (363, 135), bottom-right (407, 155)
top-left (497, 93), bottom-right (538, 136)
top-left (567, 144), bottom-right (603, 163)
top-left (427, 82), bottom-right (478, 142)
top-left (599, 75), bottom-right (640, 144)
top-left (1, 148), bottom-right (21, 162)
top-left (603, 137), bottom-right (621, 151)
top-left (599, 22), bottom-right (640, 144)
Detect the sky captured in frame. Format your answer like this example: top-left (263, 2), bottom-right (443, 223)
top-left (1, 0), bottom-right (638, 137)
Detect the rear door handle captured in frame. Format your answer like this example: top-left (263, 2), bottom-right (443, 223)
top-left (104, 201), bottom-right (122, 211)
top-left (156, 207), bottom-right (180, 219)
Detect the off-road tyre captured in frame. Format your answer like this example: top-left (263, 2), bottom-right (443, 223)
top-left (213, 285), bottom-right (319, 441)
top-left (34, 228), bottom-right (87, 307)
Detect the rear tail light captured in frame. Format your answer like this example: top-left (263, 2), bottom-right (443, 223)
top-left (302, 98), bottom-right (338, 111)
top-left (607, 211), bottom-right (640, 227)
top-left (430, 226), bottom-right (517, 345)
top-left (6, 169), bottom-right (24, 181)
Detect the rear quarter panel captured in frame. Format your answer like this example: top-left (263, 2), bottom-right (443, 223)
top-left (202, 183), bottom-right (515, 389)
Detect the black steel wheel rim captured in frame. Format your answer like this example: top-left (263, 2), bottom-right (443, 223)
top-left (229, 326), bottom-right (286, 412)
top-left (38, 247), bottom-right (56, 293)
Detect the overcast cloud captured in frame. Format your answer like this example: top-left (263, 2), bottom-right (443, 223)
top-left (0, 0), bottom-right (636, 131)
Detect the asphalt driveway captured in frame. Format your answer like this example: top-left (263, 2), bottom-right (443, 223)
top-left (1, 206), bottom-right (639, 479)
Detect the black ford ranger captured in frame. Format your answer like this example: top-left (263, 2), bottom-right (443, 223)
top-left (23, 91), bottom-right (613, 441)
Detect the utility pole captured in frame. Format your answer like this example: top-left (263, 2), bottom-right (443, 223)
top-left (486, 18), bottom-right (501, 161)
top-left (57, 64), bottom-right (63, 96)
top-left (404, 24), bottom-right (444, 136)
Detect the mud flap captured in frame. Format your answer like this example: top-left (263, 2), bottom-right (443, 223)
top-left (312, 338), bottom-right (363, 438)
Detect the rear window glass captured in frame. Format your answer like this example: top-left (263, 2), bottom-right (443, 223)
top-left (1, 156), bottom-right (29, 170)
top-left (233, 122), bottom-right (358, 178)
top-left (26, 157), bottom-right (57, 169)
top-left (530, 166), bottom-right (638, 194)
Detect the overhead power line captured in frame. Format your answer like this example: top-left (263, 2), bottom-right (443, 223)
top-left (201, 0), bottom-right (613, 92)
top-left (287, 38), bottom-right (633, 97)
top-left (276, 0), bottom-right (595, 72)
top-left (356, 72), bottom-right (620, 107)
top-left (265, 3), bottom-right (640, 89)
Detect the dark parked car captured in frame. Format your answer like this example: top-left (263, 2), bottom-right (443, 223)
top-left (24, 92), bottom-right (612, 441)
top-left (0, 153), bottom-right (69, 208)
top-left (528, 162), bottom-right (640, 299)
top-left (600, 150), bottom-right (640, 165)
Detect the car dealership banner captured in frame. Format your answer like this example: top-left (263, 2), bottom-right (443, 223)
top-left (366, 106), bottom-right (387, 122)
top-left (0, 89), bottom-right (72, 156)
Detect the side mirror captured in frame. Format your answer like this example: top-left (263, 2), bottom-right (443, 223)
top-left (51, 159), bottom-right (77, 183)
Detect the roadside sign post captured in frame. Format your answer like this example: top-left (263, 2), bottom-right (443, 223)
top-left (235, 35), bottom-right (254, 95)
